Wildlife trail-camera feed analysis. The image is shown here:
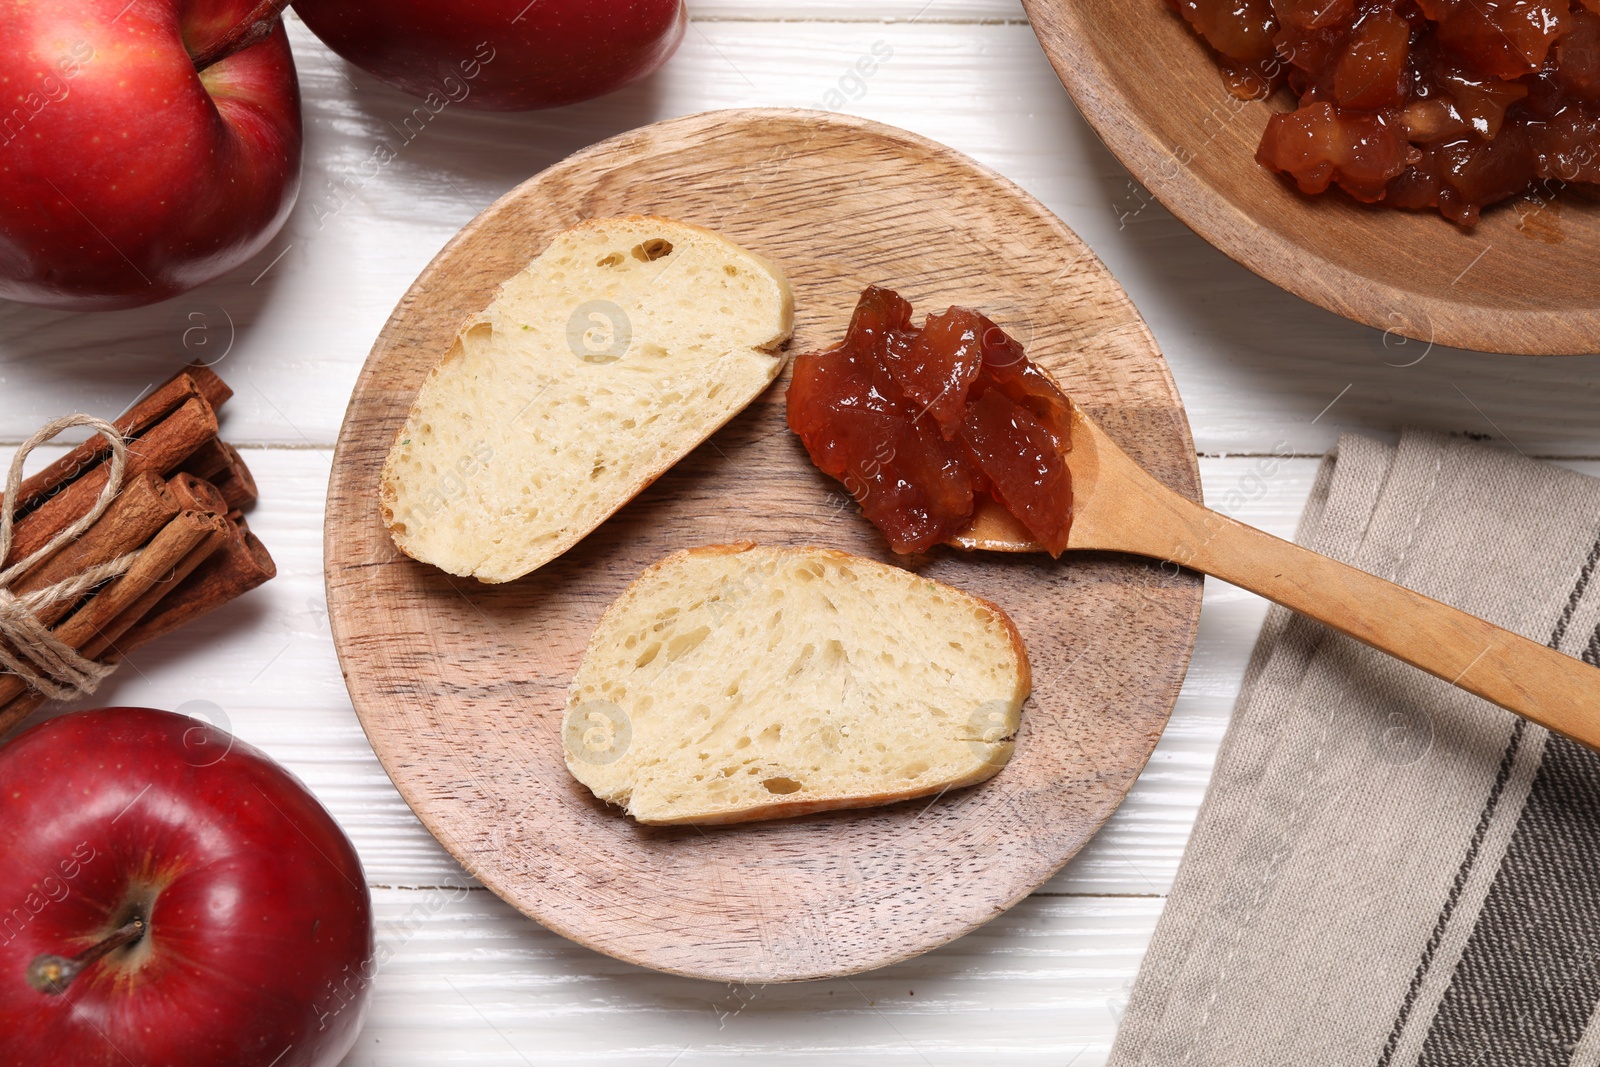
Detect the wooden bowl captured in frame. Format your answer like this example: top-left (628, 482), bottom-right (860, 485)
top-left (325, 108), bottom-right (1203, 982)
top-left (1023, 0), bottom-right (1600, 355)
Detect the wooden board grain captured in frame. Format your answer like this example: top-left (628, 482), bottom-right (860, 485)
top-left (1022, 0), bottom-right (1600, 356)
top-left (323, 108), bottom-right (1203, 982)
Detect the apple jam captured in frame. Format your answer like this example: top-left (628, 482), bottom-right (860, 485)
top-left (1168, 0), bottom-right (1600, 224)
top-left (786, 286), bottom-right (1073, 556)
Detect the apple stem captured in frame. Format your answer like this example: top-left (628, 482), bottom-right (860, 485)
top-left (189, 0), bottom-right (295, 72)
top-left (26, 917), bottom-right (146, 995)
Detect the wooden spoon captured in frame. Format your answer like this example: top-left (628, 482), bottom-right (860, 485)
top-left (953, 406), bottom-right (1600, 748)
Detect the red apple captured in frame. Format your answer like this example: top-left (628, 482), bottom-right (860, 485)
top-left (292, 0), bottom-right (686, 111)
top-left (0, 0), bottom-right (302, 310)
top-left (0, 707), bottom-right (373, 1067)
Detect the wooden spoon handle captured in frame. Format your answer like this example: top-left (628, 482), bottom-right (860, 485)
top-left (1110, 482), bottom-right (1600, 748)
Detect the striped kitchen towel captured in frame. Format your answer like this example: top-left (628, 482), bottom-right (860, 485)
top-left (1109, 430), bottom-right (1600, 1067)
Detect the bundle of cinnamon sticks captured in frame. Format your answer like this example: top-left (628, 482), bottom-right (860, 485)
top-left (0, 364), bottom-right (274, 736)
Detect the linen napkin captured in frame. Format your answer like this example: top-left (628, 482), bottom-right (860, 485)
top-left (1109, 430), bottom-right (1600, 1067)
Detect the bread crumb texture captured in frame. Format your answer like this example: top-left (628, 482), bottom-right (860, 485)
top-left (380, 216), bottom-right (795, 583)
top-left (564, 544), bottom-right (1031, 825)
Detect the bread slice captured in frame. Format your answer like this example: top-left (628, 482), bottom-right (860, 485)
top-left (563, 544), bottom-right (1031, 825)
top-left (380, 216), bottom-right (794, 583)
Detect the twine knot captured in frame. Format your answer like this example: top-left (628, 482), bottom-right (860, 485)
top-left (0, 416), bottom-right (135, 700)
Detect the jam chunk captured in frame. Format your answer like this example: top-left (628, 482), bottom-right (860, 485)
top-left (1335, 8), bottom-right (1413, 108)
top-left (886, 306), bottom-right (984, 438)
top-left (1170, 0), bottom-right (1600, 224)
top-left (961, 389), bottom-right (1073, 555)
top-left (1167, 0), bottom-right (1287, 94)
top-left (787, 287), bottom-right (1074, 556)
top-left (1259, 102), bottom-right (1419, 199)
top-left (1432, 0), bottom-right (1567, 79)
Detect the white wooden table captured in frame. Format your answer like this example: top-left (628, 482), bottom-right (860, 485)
top-left (4, 4), bottom-right (1599, 1063)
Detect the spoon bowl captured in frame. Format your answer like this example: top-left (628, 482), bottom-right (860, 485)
top-left (1022, 0), bottom-right (1600, 355)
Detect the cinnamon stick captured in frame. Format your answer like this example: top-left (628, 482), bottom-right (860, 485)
top-left (0, 509), bottom-right (237, 736)
top-left (177, 440), bottom-right (255, 509)
top-left (9, 473), bottom-right (180, 624)
top-left (11, 375), bottom-right (196, 514)
top-left (11, 364), bottom-right (229, 516)
top-left (177, 438), bottom-right (230, 482)
top-left (10, 397), bottom-right (218, 562)
top-left (117, 527), bottom-right (276, 652)
top-left (0, 692), bottom-right (44, 736)
top-left (167, 472), bottom-right (229, 516)
top-left (0, 514), bottom-right (270, 734)
top-left (0, 518), bottom-right (271, 737)
top-left (209, 443), bottom-right (258, 511)
top-left (0, 510), bottom-right (224, 716)
top-left (183, 362), bottom-right (233, 411)
top-left (80, 517), bottom-right (231, 662)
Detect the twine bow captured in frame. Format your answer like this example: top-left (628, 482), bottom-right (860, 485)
top-left (0, 416), bottom-right (137, 700)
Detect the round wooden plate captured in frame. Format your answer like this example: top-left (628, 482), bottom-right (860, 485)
top-left (1023, 0), bottom-right (1600, 355)
top-left (325, 108), bottom-right (1203, 983)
